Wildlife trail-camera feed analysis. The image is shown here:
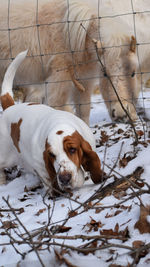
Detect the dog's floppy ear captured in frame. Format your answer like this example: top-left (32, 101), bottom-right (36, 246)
top-left (80, 137), bottom-right (104, 184)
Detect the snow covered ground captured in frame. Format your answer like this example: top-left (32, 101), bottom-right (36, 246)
top-left (0, 92), bottom-right (150, 267)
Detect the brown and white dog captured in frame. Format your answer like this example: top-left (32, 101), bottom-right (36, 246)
top-left (0, 51), bottom-right (104, 196)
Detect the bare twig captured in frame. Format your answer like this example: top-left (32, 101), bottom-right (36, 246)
top-left (2, 197), bottom-right (45, 267)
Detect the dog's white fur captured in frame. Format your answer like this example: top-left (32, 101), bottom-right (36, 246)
top-left (0, 51), bottom-right (103, 196)
top-left (0, 0), bottom-right (150, 123)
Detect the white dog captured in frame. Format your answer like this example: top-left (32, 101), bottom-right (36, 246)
top-left (0, 0), bottom-right (150, 123)
top-left (0, 51), bottom-right (104, 196)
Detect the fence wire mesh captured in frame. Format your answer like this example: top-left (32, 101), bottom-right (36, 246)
top-left (0, 0), bottom-right (150, 125)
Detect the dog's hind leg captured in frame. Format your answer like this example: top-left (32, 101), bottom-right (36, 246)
top-left (0, 118), bottom-right (18, 185)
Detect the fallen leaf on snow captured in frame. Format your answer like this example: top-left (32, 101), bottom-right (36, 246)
top-left (86, 217), bottom-right (104, 232)
top-left (100, 130), bottom-right (109, 144)
top-left (134, 205), bottom-right (150, 233)
top-left (50, 225), bottom-right (72, 234)
top-left (105, 210), bottom-right (122, 218)
top-left (1, 221), bottom-right (18, 230)
top-left (132, 240), bottom-right (145, 248)
top-left (119, 154), bottom-right (136, 168)
top-left (68, 210), bottom-right (78, 218)
top-left (131, 240), bottom-right (148, 263)
top-left (136, 130), bottom-right (144, 137)
top-left (100, 223), bottom-right (129, 240)
top-left (35, 208), bottom-right (46, 216)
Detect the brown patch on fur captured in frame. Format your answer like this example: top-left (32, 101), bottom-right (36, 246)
top-left (63, 131), bottom-right (82, 169)
top-left (11, 119), bottom-right (22, 153)
top-left (0, 93), bottom-right (15, 110)
top-left (43, 139), bottom-right (56, 179)
top-left (56, 130), bottom-right (64, 135)
top-left (63, 131), bottom-right (104, 184)
top-left (43, 138), bottom-right (60, 196)
top-left (27, 103), bottom-right (40, 106)
top-left (134, 205), bottom-right (150, 233)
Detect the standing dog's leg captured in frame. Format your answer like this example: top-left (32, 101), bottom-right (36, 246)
top-left (72, 80), bottom-right (94, 125)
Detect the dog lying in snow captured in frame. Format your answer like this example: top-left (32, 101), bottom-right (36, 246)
top-left (0, 51), bottom-right (104, 196)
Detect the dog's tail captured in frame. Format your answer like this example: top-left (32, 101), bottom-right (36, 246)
top-left (1, 50), bottom-right (28, 110)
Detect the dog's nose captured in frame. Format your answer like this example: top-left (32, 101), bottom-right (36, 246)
top-left (59, 172), bottom-right (72, 186)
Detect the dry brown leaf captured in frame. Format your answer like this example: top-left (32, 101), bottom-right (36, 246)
top-left (17, 207), bottom-right (24, 214)
top-left (19, 195), bottom-right (31, 202)
top-left (117, 128), bottom-right (124, 134)
top-left (132, 240), bottom-right (145, 248)
top-left (1, 221), bottom-right (18, 230)
top-left (24, 186), bottom-right (28, 192)
top-left (68, 210), bottom-right (78, 218)
top-left (35, 208), bottom-right (46, 216)
top-left (95, 208), bottom-right (102, 214)
top-left (86, 217), bottom-right (104, 232)
top-left (87, 201), bottom-right (93, 208)
top-left (117, 204), bottom-right (132, 212)
top-left (105, 212), bottom-right (114, 218)
top-left (131, 240), bottom-right (148, 263)
top-left (100, 224), bottom-right (129, 240)
top-left (134, 205), bottom-right (150, 233)
top-left (136, 130), bottom-right (144, 137)
top-left (100, 130), bottom-right (109, 144)
top-left (100, 228), bottom-right (118, 236)
top-left (84, 201), bottom-right (94, 211)
top-left (114, 210), bottom-right (122, 216)
top-left (134, 180), bottom-right (145, 188)
top-left (119, 155), bottom-right (133, 168)
top-left (114, 223), bottom-right (119, 232)
top-left (106, 256), bottom-right (113, 262)
top-left (56, 226), bottom-right (72, 233)
top-left (137, 141), bottom-right (148, 147)
top-left (105, 210), bottom-right (122, 218)
top-left (50, 224), bottom-right (72, 234)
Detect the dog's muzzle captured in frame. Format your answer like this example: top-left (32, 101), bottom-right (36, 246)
top-left (58, 171), bottom-right (72, 188)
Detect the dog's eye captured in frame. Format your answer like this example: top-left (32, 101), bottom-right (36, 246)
top-left (69, 147), bottom-right (76, 154)
top-left (49, 152), bottom-right (55, 159)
